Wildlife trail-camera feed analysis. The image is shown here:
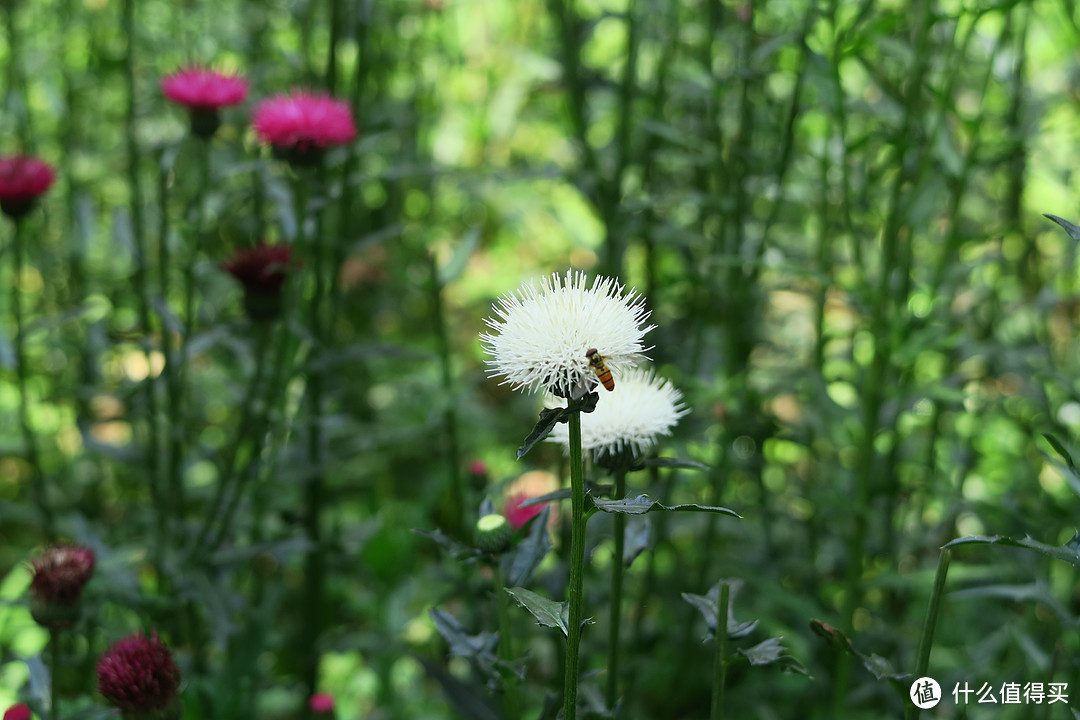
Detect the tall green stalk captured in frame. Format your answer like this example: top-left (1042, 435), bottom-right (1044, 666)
top-left (296, 171), bottom-right (327, 710)
top-left (49, 628), bottom-right (61, 720)
top-left (10, 218), bottom-right (53, 538)
top-left (709, 583), bottom-right (730, 720)
top-left (493, 560), bottom-right (521, 720)
top-left (167, 139), bottom-right (211, 541)
top-left (123, 0), bottom-right (164, 558)
top-left (563, 411), bottom-right (586, 720)
top-left (905, 549), bottom-right (951, 720)
top-left (606, 469), bottom-right (627, 711)
top-left (429, 254), bottom-right (465, 536)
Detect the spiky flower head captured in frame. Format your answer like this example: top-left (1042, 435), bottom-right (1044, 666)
top-left (547, 367), bottom-right (687, 460)
top-left (480, 271), bottom-right (654, 398)
top-left (97, 631), bottom-right (181, 718)
top-left (252, 91), bottom-right (357, 165)
top-left (0, 156), bottom-right (55, 220)
top-left (29, 544), bottom-right (95, 628)
top-left (162, 67), bottom-right (248, 139)
top-left (29, 544), bottom-right (95, 605)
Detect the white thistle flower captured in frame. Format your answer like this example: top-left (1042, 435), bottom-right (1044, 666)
top-left (480, 271), bottom-right (655, 397)
top-left (546, 367), bottom-right (689, 457)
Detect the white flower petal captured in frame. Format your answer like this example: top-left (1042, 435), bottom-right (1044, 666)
top-left (479, 270), bottom-right (655, 396)
top-left (546, 367), bottom-right (689, 457)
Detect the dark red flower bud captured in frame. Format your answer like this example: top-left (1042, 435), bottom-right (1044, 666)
top-left (221, 244), bottom-right (295, 321)
top-left (97, 631), bottom-right (181, 719)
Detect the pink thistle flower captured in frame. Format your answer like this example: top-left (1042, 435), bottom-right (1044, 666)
top-left (162, 67), bottom-right (249, 139)
top-left (308, 693), bottom-right (335, 715)
top-left (0, 156), bottom-right (55, 220)
top-left (221, 244), bottom-right (295, 321)
top-left (97, 631), bottom-right (181, 717)
top-left (4, 704), bottom-right (32, 720)
top-left (252, 92), bottom-right (357, 165)
top-left (162, 68), bottom-right (247, 110)
top-left (504, 493), bottom-right (546, 530)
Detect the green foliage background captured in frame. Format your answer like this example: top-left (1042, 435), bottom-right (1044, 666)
top-left (3, 0), bottom-right (1080, 718)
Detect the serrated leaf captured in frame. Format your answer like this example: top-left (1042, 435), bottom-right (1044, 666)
top-left (415, 528), bottom-right (482, 561)
top-left (430, 608), bottom-right (499, 658)
top-left (640, 457), bottom-right (710, 471)
top-left (944, 533), bottom-right (1080, 568)
top-left (860, 653), bottom-right (907, 682)
top-left (518, 407), bottom-right (569, 460)
top-left (737, 637), bottom-right (811, 676)
top-left (519, 489), bottom-right (572, 507)
top-left (593, 495), bottom-right (740, 518)
top-left (417, 657), bottom-right (503, 720)
top-left (504, 504), bottom-right (552, 587)
top-left (506, 587), bottom-right (569, 636)
top-left (1044, 214), bottom-right (1080, 243)
top-left (682, 579), bottom-right (757, 639)
top-left (808, 620), bottom-right (908, 681)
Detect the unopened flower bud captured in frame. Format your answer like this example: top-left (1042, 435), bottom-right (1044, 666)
top-left (475, 514), bottom-right (513, 554)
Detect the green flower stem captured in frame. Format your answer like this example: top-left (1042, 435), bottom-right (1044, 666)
top-left (167, 138), bottom-right (210, 542)
top-left (191, 321), bottom-right (273, 554)
top-left (3, 0), bottom-right (30, 149)
top-left (905, 549), bottom-right (951, 720)
top-left (296, 171), bottom-right (327, 710)
top-left (709, 582), bottom-right (730, 720)
top-left (49, 628), bottom-right (60, 720)
top-left (429, 253), bottom-right (465, 536)
top-left (122, 0), bottom-right (166, 562)
top-left (563, 410), bottom-right (586, 720)
top-left (10, 219), bottom-right (54, 539)
top-left (606, 469), bottom-right (626, 710)
top-left (493, 560), bottom-right (521, 720)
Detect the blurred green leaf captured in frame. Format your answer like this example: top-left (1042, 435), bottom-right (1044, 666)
top-left (504, 504), bottom-right (552, 587)
top-left (809, 620), bottom-right (908, 681)
top-left (737, 637), bottom-right (811, 676)
top-left (438, 226), bottom-right (481, 286)
top-left (1044, 214), bottom-right (1080, 243)
top-left (682, 579), bottom-right (757, 639)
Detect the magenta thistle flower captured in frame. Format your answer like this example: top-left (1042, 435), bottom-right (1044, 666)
top-left (4, 704), bottom-right (32, 720)
top-left (0, 156), bottom-right (55, 220)
top-left (221, 244), bottom-right (295, 321)
top-left (97, 631), bottom-right (181, 718)
top-left (162, 67), bottom-right (248, 110)
top-left (162, 67), bottom-right (248, 139)
top-left (308, 693), bottom-right (335, 715)
top-left (252, 91), bottom-right (357, 165)
top-left (504, 493), bottom-right (545, 530)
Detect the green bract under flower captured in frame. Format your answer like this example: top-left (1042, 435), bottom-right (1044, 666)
top-left (480, 271), bottom-right (654, 397)
top-left (546, 367), bottom-right (687, 458)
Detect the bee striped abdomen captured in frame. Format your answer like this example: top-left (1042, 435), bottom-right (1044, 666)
top-left (585, 348), bottom-right (615, 391)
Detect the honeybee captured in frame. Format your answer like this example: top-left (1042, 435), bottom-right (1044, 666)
top-left (585, 348), bottom-right (614, 391)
